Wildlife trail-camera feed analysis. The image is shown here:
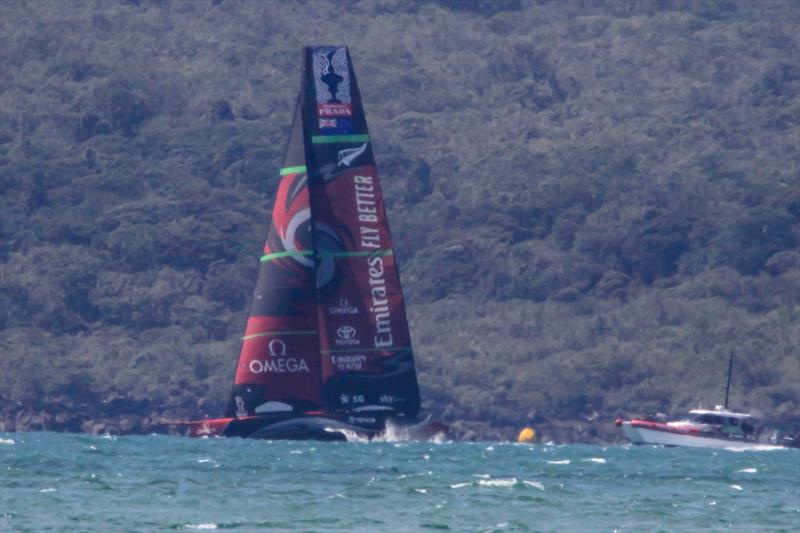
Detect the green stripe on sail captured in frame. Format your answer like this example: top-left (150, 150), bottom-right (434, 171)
top-left (260, 249), bottom-right (391, 262)
top-left (322, 346), bottom-right (410, 354)
top-left (260, 250), bottom-right (314, 263)
top-left (280, 165), bottom-right (307, 176)
top-left (317, 249), bottom-right (393, 259)
top-left (242, 331), bottom-right (318, 341)
top-left (311, 134), bottom-right (370, 144)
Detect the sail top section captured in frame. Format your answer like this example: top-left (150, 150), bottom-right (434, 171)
top-left (303, 45), bottom-right (370, 144)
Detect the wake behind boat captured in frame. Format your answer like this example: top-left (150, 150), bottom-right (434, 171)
top-left (173, 46), bottom-right (446, 441)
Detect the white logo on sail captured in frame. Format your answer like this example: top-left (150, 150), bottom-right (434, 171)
top-left (268, 339), bottom-right (287, 357)
top-left (337, 325), bottom-right (356, 339)
top-left (248, 339), bottom-right (310, 374)
top-left (313, 47), bottom-right (352, 117)
top-left (312, 47), bottom-right (351, 104)
top-left (340, 394), bottom-right (364, 404)
top-left (329, 298), bottom-right (359, 315)
top-left (235, 396), bottom-right (247, 417)
top-left (330, 354), bottom-right (366, 370)
top-left (337, 143), bottom-right (367, 167)
top-left (281, 208), bottom-right (313, 267)
top-left (335, 325), bottom-right (360, 346)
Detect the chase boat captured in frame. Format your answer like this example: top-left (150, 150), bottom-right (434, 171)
top-left (616, 351), bottom-right (793, 450)
top-left (616, 406), bottom-right (762, 450)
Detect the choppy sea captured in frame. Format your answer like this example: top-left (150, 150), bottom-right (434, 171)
top-left (1, 432), bottom-right (798, 532)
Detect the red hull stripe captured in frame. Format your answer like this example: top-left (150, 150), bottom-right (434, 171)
top-left (630, 419), bottom-right (703, 436)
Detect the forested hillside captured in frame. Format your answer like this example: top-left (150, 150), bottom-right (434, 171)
top-left (1, 0), bottom-right (798, 440)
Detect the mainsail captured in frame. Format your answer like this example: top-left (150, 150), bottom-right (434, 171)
top-left (225, 98), bottom-right (321, 417)
top-left (226, 46), bottom-right (420, 420)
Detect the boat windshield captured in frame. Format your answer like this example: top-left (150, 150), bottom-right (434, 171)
top-left (689, 413), bottom-right (756, 436)
top-left (691, 413), bottom-right (736, 425)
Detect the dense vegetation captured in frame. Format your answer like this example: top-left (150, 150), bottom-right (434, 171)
top-left (1, 0), bottom-right (798, 440)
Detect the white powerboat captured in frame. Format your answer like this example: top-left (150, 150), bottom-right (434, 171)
top-left (616, 406), bottom-right (767, 450)
top-left (617, 352), bottom-right (791, 450)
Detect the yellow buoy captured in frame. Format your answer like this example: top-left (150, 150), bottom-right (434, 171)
top-left (517, 427), bottom-right (536, 443)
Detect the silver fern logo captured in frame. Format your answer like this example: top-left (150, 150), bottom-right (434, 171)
top-left (337, 143), bottom-right (367, 167)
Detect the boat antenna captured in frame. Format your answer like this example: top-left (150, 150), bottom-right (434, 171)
top-left (724, 350), bottom-right (734, 410)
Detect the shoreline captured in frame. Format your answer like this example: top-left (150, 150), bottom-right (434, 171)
top-left (3, 399), bottom-right (796, 445)
top-left (0, 403), bottom-right (625, 444)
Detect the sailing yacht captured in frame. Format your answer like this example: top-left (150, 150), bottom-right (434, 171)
top-left (177, 46), bottom-right (445, 441)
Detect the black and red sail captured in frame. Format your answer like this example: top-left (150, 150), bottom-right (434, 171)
top-left (226, 46), bottom-right (420, 421)
top-left (225, 98), bottom-right (321, 417)
top-left (302, 46), bottom-right (420, 418)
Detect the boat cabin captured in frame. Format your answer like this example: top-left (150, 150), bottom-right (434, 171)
top-left (687, 407), bottom-right (757, 437)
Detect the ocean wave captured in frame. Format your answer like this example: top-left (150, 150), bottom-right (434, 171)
top-left (450, 478), bottom-right (544, 490)
top-left (522, 480), bottom-right (545, 490)
top-left (724, 444), bottom-right (787, 452)
top-left (479, 478), bottom-right (516, 487)
top-left (324, 427), bottom-right (369, 443)
top-left (372, 421), bottom-right (447, 444)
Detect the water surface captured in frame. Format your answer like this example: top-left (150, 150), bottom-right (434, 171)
top-left (1, 433), bottom-right (797, 531)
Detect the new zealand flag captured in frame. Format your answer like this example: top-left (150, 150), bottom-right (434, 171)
top-left (318, 117), bottom-right (353, 134)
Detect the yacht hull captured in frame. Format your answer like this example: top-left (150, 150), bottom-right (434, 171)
top-left (620, 421), bottom-right (774, 450)
top-left (175, 412), bottom-right (447, 442)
